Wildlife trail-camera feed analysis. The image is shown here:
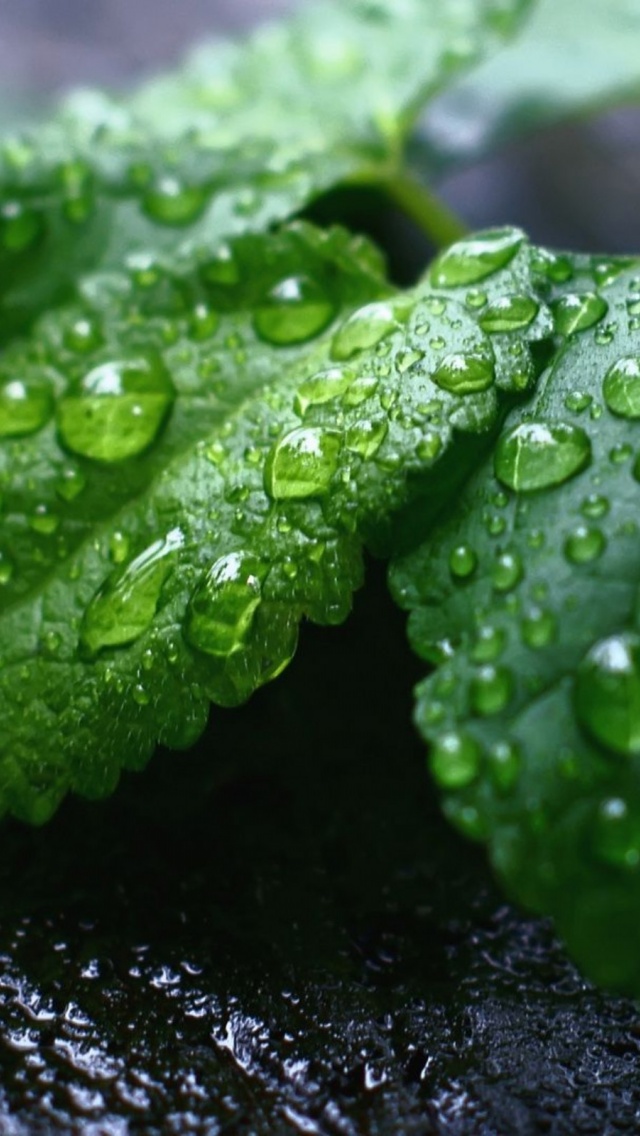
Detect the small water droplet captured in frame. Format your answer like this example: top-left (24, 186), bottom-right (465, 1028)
top-left (331, 301), bottom-right (405, 360)
top-left (0, 200), bottom-right (43, 252)
top-left (492, 550), bottom-right (523, 592)
top-left (494, 421), bottom-right (591, 492)
top-left (603, 356), bottom-right (640, 419)
top-left (521, 606), bottom-right (556, 648)
top-left (429, 731), bottom-right (481, 789)
top-left (593, 797), bottom-right (640, 868)
top-left (576, 633), bottom-right (640, 756)
top-left (564, 390), bottom-right (592, 413)
top-left (55, 466), bottom-right (86, 502)
top-left (0, 551), bottom-right (14, 585)
top-left (142, 176), bottom-right (207, 226)
top-left (415, 430), bottom-right (442, 463)
top-left (189, 303), bottom-right (219, 342)
top-left (581, 493), bottom-right (610, 520)
top-left (201, 244), bottom-right (240, 285)
top-left (478, 294), bottom-right (538, 333)
top-left (63, 317), bottom-right (103, 354)
top-left (345, 417), bottom-right (387, 459)
top-left (80, 528), bottom-right (183, 655)
top-left (470, 664), bottom-right (512, 716)
top-left (185, 550), bottom-right (266, 659)
top-left (29, 504), bottom-right (59, 534)
top-left (57, 355), bottom-right (175, 462)
top-left (342, 375), bottom-right (378, 408)
top-left (294, 365), bottom-right (355, 415)
top-left (564, 524), bottom-right (606, 564)
top-left (449, 544), bottom-right (477, 579)
top-left (432, 352), bottom-right (494, 394)
top-left (430, 228), bottom-right (524, 287)
top-left (552, 292), bottom-right (608, 336)
top-left (471, 624), bottom-right (505, 662)
top-left (487, 740), bottom-right (521, 792)
top-left (254, 275), bottom-right (335, 346)
top-left (0, 374), bottom-right (53, 438)
top-left (264, 427), bottom-right (341, 499)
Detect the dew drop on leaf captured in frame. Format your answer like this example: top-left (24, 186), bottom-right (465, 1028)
top-left (330, 301), bottom-right (402, 360)
top-left (521, 606), bottom-right (556, 649)
top-left (0, 551), bottom-right (14, 585)
top-left (478, 294), bottom-right (539, 333)
top-left (449, 544), bottom-right (478, 579)
top-left (57, 355), bottom-right (175, 462)
top-left (294, 365), bottom-right (355, 415)
top-left (264, 427), bottom-right (341, 499)
top-left (429, 731), bottom-right (481, 789)
top-left (602, 356), bottom-right (640, 419)
top-left (470, 664), bottom-right (512, 716)
top-left (55, 466), bottom-right (86, 503)
top-left (487, 740), bottom-right (521, 793)
top-left (0, 200), bottom-right (43, 252)
top-left (593, 797), bottom-right (640, 868)
top-left (575, 633), bottom-right (640, 756)
top-left (254, 275), bottom-right (335, 346)
top-left (471, 624), bottom-right (505, 662)
top-left (552, 292), bottom-right (608, 336)
top-left (80, 528), bottom-right (184, 655)
top-left (345, 417), bottom-right (388, 458)
top-left (142, 176), bottom-right (208, 226)
top-left (494, 421), bottom-right (591, 492)
top-left (185, 551), bottom-right (266, 659)
top-left (492, 550), bottom-right (523, 592)
top-left (432, 352), bottom-right (494, 394)
top-left (429, 227), bottom-right (524, 288)
top-left (581, 493), bottom-right (610, 519)
top-left (564, 524), bottom-right (606, 564)
top-left (0, 374), bottom-right (54, 438)
top-left (415, 430), bottom-right (442, 462)
top-left (342, 375), bottom-right (378, 408)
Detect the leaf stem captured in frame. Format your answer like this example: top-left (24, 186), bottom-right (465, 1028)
top-left (385, 173), bottom-right (468, 248)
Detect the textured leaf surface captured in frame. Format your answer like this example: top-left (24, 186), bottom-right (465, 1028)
top-left (0, 225), bottom-right (551, 823)
top-left (0, 0), bottom-right (529, 338)
top-left (423, 0), bottom-right (640, 169)
top-left (391, 251), bottom-right (640, 991)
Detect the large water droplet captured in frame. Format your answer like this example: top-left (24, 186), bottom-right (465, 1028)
top-left (478, 295), bottom-right (539, 333)
top-left (494, 421), bottom-right (591, 492)
top-left (142, 176), bottom-right (207, 226)
top-left (603, 356), bottom-right (640, 419)
top-left (564, 524), bottom-right (606, 564)
top-left (575, 633), bottom-right (640, 756)
top-left (432, 352), bottom-right (494, 394)
top-left (294, 366), bottom-right (355, 416)
top-left (185, 550), bottom-right (267, 659)
top-left (429, 731), bottom-right (481, 789)
top-left (57, 355), bottom-right (175, 462)
top-left (80, 528), bottom-right (184, 655)
top-left (430, 228), bottom-right (524, 288)
top-left (264, 427), bottom-right (341, 499)
top-left (330, 301), bottom-right (403, 361)
top-left (0, 374), bottom-right (53, 438)
top-left (254, 276), bottom-right (335, 346)
top-left (552, 293), bottom-right (608, 336)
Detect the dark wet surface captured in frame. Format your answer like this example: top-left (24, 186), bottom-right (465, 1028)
top-left (1, 565), bottom-right (640, 1134)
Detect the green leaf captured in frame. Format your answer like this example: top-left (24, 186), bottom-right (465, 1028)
top-left (390, 249), bottom-right (640, 992)
top-left (0, 224), bottom-right (551, 824)
top-left (423, 0), bottom-right (640, 170)
top-left (0, 0), bottom-right (531, 338)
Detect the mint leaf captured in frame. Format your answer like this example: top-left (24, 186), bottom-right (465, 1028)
top-left (0, 225), bottom-right (551, 824)
top-left (424, 0), bottom-right (640, 169)
top-left (0, 0), bottom-right (530, 338)
top-left (390, 250), bottom-right (640, 992)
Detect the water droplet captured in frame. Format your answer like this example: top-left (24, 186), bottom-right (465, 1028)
top-left (564, 391), bottom-right (592, 413)
top-left (0, 200), bottom-right (43, 252)
top-left (478, 295), bottom-right (538, 333)
top-left (415, 430), bottom-right (442, 463)
top-left (342, 375), bottom-right (378, 408)
top-left (492, 550), bottom-right (523, 592)
top-left (487, 740), bottom-right (521, 792)
top-left (564, 524), bottom-right (606, 564)
top-left (494, 421), bottom-right (591, 492)
top-left (57, 355), bottom-right (175, 462)
top-left (254, 275), bottom-right (335, 346)
top-left (470, 665), bottom-right (512, 716)
top-left (449, 544), bottom-right (477, 579)
top-left (80, 528), bottom-right (184, 655)
top-left (132, 683), bottom-right (151, 706)
top-left (63, 317), bottom-right (103, 354)
top-left (345, 418), bottom-right (387, 459)
top-left (0, 374), bottom-right (53, 438)
top-left (611, 443), bottom-right (632, 465)
top-left (55, 466), bottom-right (86, 502)
top-left (264, 427), bottom-right (341, 499)
top-left (581, 493), bottom-right (610, 520)
top-left (185, 550), bottom-right (266, 658)
top-left (465, 289), bottom-right (487, 309)
top-left (531, 248), bottom-right (574, 283)
top-left (593, 797), bottom-right (640, 868)
top-left (294, 365), bottom-right (355, 415)
top-left (331, 301), bottom-right (404, 361)
top-left (432, 352), bottom-right (494, 394)
top-left (142, 176), bottom-right (207, 226)
top-left (430, 228), bottom-right (524, 287)
top-left (576, 633), bottom-right (640, 756)
top-left (201, 244), bottom-right (240, 285)
top-left (521, 606), bottom-right (556, 649)
top-left (471, 624), bottom-right (505, 662)
top-left (603, 356), bottom-right (640, 419)
top-left (552, 293), bottom-right (608, 336)
top-left (29, 505), bottom-right (59, 534)
top-left (0, 551), bottom-right (14, 585)
top-left (109, 531), bottom-right (130, 565)
top-left (429, 731), bottom-right (481, 789)
top-left (189, 303), bottom-right (219, 342)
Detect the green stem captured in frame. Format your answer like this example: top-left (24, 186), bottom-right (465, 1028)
top-left (386, 173), bottom-right (468, 248)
